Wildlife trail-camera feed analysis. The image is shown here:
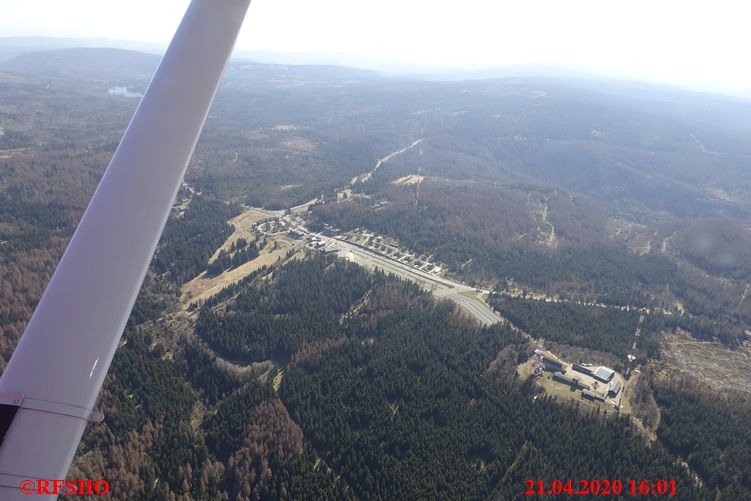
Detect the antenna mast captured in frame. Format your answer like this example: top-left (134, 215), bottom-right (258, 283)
top-left (625, 308), bottom-right (647, 378)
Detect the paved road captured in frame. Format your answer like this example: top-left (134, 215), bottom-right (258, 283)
top-left (323, 236), bottom-right (501, 326)
top-left (447, 292), bottom-right (501, 326)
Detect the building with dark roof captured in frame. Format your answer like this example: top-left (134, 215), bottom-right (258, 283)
top-left (552, 372), bottom-right (592, 392)
top-left (571, 377), bottom-right (591, 391)
top-left (582, 390), bottom-right (606, 402)
top-left (572, 363), bottom-right (593, 376)
top-left (541, 352), bottom-right (564, 372)
top-left (607, 379), bottom-right (623, 397)
top-left (553, 372), bottom-right (574, 384)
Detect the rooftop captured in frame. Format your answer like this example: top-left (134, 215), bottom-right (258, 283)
top-left (593, 366), bottom-right (615, 382)
top-left (582, 389), bottom-right (606, 401)
top-left (539, 351), bottom-right (564, 365)
top-left (608, 379), bottom-right (623, 396)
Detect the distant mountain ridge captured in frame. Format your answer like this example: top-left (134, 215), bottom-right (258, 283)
top-left (0, 36), bottom-right (164, 61)
top-left (0, 47), bottom-right (160, 81)
top-left (0, 46), bottom-right (382, 84)
top-left (1, 36), bottom-right (750, 99)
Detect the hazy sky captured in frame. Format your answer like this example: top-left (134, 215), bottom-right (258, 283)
top-left (2, 0), bottom-right (751, 91)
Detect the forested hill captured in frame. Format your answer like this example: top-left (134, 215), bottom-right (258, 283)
top-left (0, 47), bottom-right (160, 81)
top-left (70, 255), bottom-right (708, 499)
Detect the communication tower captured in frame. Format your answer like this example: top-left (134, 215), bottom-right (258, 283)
top-left (532, 339), bottom-right (546, 376)
top-left (625, 308), bottom-right (647, 378)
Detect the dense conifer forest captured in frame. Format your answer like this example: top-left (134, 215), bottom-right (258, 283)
top-left (72, 256), bottom-right (724, 499)
top-left (152, 197), bottom-right (241, 285)
top-left (488, 295), bottom-right (651, 359)
top-left (652, 376), bottom-right (751, 498)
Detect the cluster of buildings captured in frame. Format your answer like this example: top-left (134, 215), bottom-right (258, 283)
top-left (538, 351), bottom-right (624, 403)
top-left (340, 229), bottom-right (444, 275)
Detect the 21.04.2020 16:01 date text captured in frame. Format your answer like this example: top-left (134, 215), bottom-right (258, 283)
top-left (525, 479), bottom-right (678, 496)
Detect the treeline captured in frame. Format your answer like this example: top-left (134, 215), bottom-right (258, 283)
top-left (674, 314), bottom-right (749, 348)
top-left (489, 295), bottom-right (653, 360)
top-left (489, 293), bottom-right (747, 358)
top-left (4, 61), bottom-right (749, 499)
top-left (191, 264), bottom-right (271, 311)
top-left (152, 197), bottom-right (240, 285)
top-left (206, 238), bottom-right (261, 277)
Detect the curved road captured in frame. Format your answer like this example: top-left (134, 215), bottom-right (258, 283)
top-left (324, 236), bottom-right (501, 326)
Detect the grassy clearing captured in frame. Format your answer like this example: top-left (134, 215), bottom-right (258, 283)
top-left (517, 359), bottom-right (620, 416)
top-left (660, 330), bottom-right (751, 393)
top-left (273, 370), bottom-right (284, 392)
top-left (207, 207), bottom-right (270, 264)
top-left (181, 234), bottom-right (301, 308)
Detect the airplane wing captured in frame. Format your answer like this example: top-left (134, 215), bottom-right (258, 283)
top-left (0, 0), bottom-right (251, 498)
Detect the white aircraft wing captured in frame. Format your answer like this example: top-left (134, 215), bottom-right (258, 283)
top-left (0, 0), bottom-right (251, 498)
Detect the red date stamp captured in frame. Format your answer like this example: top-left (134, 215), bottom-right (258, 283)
top-left (525, 479), bottom-right (677, 496)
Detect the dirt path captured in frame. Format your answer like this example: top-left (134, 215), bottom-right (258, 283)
top-left (534, 197), bottom-right (558, 249)
top-left (163, 310), bottom-right (274, 381)
top-left (661, 231), bottom-right (677, 254)
top-left (737, 283), bottom-right (750, 312)
top-left (290, 197), bottom-right (319, 214)
top-left (351, 138), bottom-right (424, 184)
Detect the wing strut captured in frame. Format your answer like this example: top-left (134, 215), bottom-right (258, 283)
top-left (0, 0), bottom-right (251, 497)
